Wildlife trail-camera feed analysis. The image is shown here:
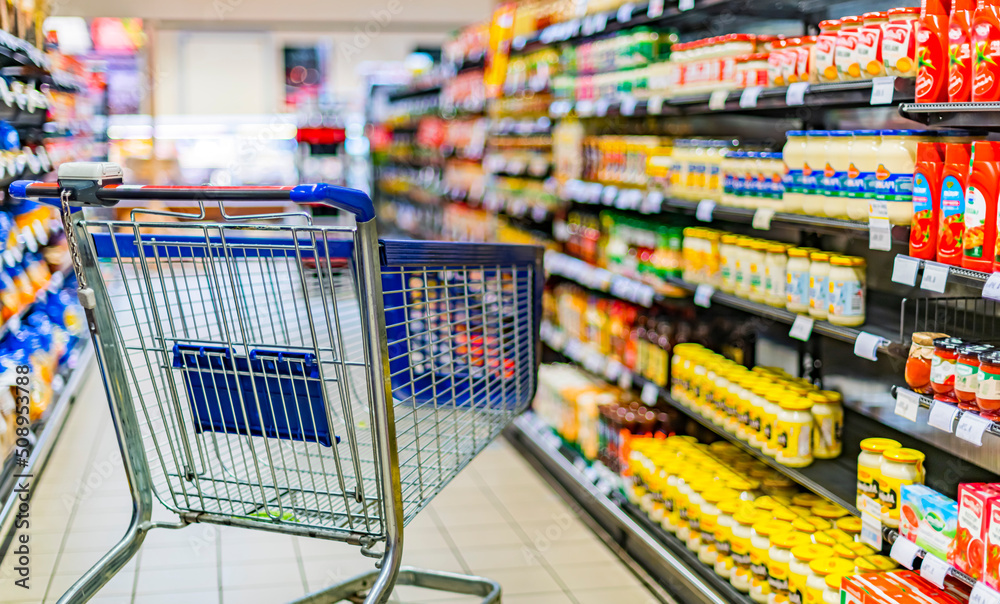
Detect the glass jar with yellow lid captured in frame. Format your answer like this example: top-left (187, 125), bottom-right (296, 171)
top-left (715, 498), bottom-right (749, 579)
top-left (809, 392), bottom-right (843, 460)
top-left (808, 252), bottom-right (832, 320)
top-left (789, 544), bottom-right (835, 604)
top-left (750, 519), bottom-right (793, 603)
top-left (803, 516), bottom-right (833, 532)
top-left (748, 239), bottom-right (771, 302)
top-left (855, 554), bottom-right (898, 573)
top-left (791, 517), bottom-right (820, 537)
top-left (768, 531), bottom-right (813, 604)
top-left (822, 573), bottom-right (845, 604)
top-left (811, 504), bottom-right (850, 521)
top-left (746, 383), bottom-right (773, 448)
top-left (814, 528), bottom-right (854, 547)
top-left (761, 391), bottom-right (785, 458)
top-left (772, 507), bottom-right (800, 523)
top-left (699, 488), bottom-right (739, 565)
top-left (734, 237), bottom-right (754, 297)
top-left (763, 476), bottom-right (800, 499)
top-left (726, 477), bottom-right (761, 502)
top-left (827, 255), bottom-right (866, 326)
top-left (764, 243), bottom-right (789, 307)
top-left (732, 509), bottom-right (768, 593)
top-left (702, 229), bottom-right (722, 285)
top-left (678, 476), bottom-right (716, 546)
top-left (832, 541), bottom-right (876, 561)
top-left (789, 506), bottom-right (813, 518)
top-left (857, 438), bottom-right (901, 509)
top-left (879, 448), bottom-right (926, 528)
top-left (776, 397), bottom-right (815, 468)
top-left (792, 493), bottom-right (826, 508)
top-left (805, 558), bottom-right (854, 604)
top-left (834, 516), bottom-right (862, 541)
top-left (720, 233), bottom-right (741, 293)
top-left (786, 247), bottom-right (815, 314)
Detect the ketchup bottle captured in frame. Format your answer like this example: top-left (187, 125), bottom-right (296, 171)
top-left (938, 142), bottom-right (971, 266)
top-left (917, 0), bottom-right (952, 102)
top-left (911, 142), bottom-right (945, 260)
top-left (964, 141), bottom-right (1000, 272)
top-left (972, 0), bottom-right (1000, 101)
top-left (949, 0), bottom-right (975, 101)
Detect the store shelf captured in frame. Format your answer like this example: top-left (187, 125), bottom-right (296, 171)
top-left (898, 102), bottom-right (1000, 130)
top-left (540, 320), bottom-right (861, 515)
top-left (505, 411), bottom-right (746, 604)
top-left (891, 254), bottom-right (992, 290)
top-left (0, 339), bottom-right (94, 547)
top-left (550, 78), bottom-right (915, 120)
top-left (882, 528), bottom-right (980, 593)
top-left (387, 84), bottom-right (443, 103)
top-left (890, 386), bottom-right (1000, 440)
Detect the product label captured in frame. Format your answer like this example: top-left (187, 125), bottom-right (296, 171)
top-left (955, 361), bottom-right (980, 394)
top-left (978, 370), bottom-right (1000, 398)
top-left (930, 354), bottom-right (957, 384)
top-left (844, 162), bottom-right (877, 199)
top-left (801, 162), bottom-right (820, 194)
top-left (911, 171), bottom-right (935, 249)
top-left (973, 22), bottom-right (1000, 101)
top-left (917, 25), bottom-right (947, 101)
top-left (784, 167), bottom-right (804, 194)
top-left (872, 164), bottom-right (914, 201)
top-left (809, 275), bottom-right (827, 311)
top-left (816, 34), bottom-right (839, 81)
top-left (776, 421), bottom-right (811, 461)
top-left (878, 474), bottom-right (916, 516)
top-left (857, 467), bottom-right (880, 505)
top-left (822, 162), bottom-right (846, 197)
top-left (766, 265), bottom-right (786, 300)
top-left (857, 26), bottom-right (884, 78)
top-left (787, 268), bottom-right (810, 307)
top-left (767, 560), bottom-right (790, 594)
top-left (950, 23), bottom-right (972, 101)
top-left (836, 30), bottom-right (860, 79)
top-left (941, 174), bottom-right (966, 255)
top-left (830, 279), bottom-right (865, 318)
top-left (965, 184), bottom-right (988, 259)
top-left (883, 23), bottom-right (916, 76)
top-left (813, 411), bottom-right (843, 457)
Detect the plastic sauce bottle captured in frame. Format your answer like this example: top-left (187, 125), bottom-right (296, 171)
top-left (910, 141), bottom-right (945, 259)
top-left (963, 140), bottom-right (1000, 271)
top-left (949, 0), bottom-right (976, 101)
top-left (938, 142), bottom-right (971, 265)
top-left (917, 0), bottom-right (951, 103)
top-left (972, 0), bottom-right (1000, 102)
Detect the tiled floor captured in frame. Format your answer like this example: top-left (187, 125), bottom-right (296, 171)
top-left (0, 367), bottom-right (662, 603)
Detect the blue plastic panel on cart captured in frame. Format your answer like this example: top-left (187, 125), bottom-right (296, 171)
top-left (91, 232), bottom-right (354, 260)
top-left (172, 344), bottom-right (337, 447)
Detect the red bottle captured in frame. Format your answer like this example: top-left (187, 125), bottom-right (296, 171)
top-left (911, 142), bottom-right (945, 260)
top-left (950, 0), bottom-right (976, 101)
top-left (963, 141), bottom-right (1000, 272)
top-left (938, 142), bottom-right (971, 266)
top-left (973, 0), bottom-right (1000, 101)
top-left (917, 0), bottom-right (952, 102)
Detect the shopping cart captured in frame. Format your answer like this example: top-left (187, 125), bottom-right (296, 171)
top-left (10, 163), bottom-right (544, 604)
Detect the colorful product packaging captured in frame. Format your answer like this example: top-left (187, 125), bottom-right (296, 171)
top-left (899, 484), bottom-right (958, 563)
top-left (984, 495), bottom-right (1000, 590)
top-left (952, 483), bottom-right (1000, 580)
top-left (916, 0), bottom-right (950, 103)
top-left (842, 571), bottom-right (965, 604)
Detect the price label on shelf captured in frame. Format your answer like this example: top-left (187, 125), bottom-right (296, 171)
top-left (696, 199), bottom-right (715, 222)
top-left (740, 86), bottom-right (763, 108)
top-left (970, 583), bottom-right (1000, 604)
top-left (620, 94), bottom-right (638, 116)
top-left (870, 76), bottom-right (896, 105)
top-left (984, 272), bottom-right (1000, 302)
top-left (752, 207), bottom-right (775, 230)
top-left (860, 495), bottom-right (882, 518)
top-left (601, 186), bottom-right (619, 206)
top-left (789, 315), bottom-right (814, 342)
top-left (920, 261), bottom-right (950, 293)
top-left (892, 255), bottom-right (920, 286)
top-left (928, 400), bottom-right (959, 433)
top-left (641, 382), bottom-right (659, 405)
top-left (708, 90), bottom-right (729, 110)
top-left (860, 512), bottom-right (883, 549)
top-left (919, 553), bottom-right (950, 589)
top-left (595, 98), bottom-right (611, 117)
top-left (619, 369), bottom-right (633, 391)
top-left (694, 284), bottom-right (714, 308)
top-left (853, 331), bottom-right (883, 361)
top-left (869, 217), bottom-right (893, 251)
top-left (589, 182), bottom-right (605, 203)
top-left (956, 412), bottom-right (992, 446)
top-left (576, 99), bottom-right (595, 117)
top-left (890, 537), bottom-right (921, 570)
top-left (647, 95), bottom-right (665, 115)
top-left (679, 0), bottom-right (694, 11)
top-left (605, 359), bottom-right (623, 381)
top-left (643, 191), bottom-right (664, 214)
top-left (636, 284), bottom-right (655, 307)
top-left (786, 82), bottom-right (809, 106)
top-left (617, 3), bottom-right (635, 23)
top-left (648, 0), bottom-right (664, 18)
top-left (894, 389), bottom-right (922, 422)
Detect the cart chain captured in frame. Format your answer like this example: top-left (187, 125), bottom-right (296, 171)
top-left (61, 188), bottom-right (96, 310)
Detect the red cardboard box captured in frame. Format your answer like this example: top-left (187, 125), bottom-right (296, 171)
top-left (953, 483), bottom-right (1000, 580)
top-left (843, 571), bottom-right (965, 604)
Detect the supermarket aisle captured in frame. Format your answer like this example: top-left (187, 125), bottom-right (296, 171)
top-left (0, 367), bottom-right (662, 604)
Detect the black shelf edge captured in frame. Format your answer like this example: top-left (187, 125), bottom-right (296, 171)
top-left (898, 102), bottom-right (1000, 130)
top-left (890, 386), bottom-right (1000, 439)
top-left (387, 85), bottom-right (443, 103)
top-left (505, 412), bottom-right (742, 604)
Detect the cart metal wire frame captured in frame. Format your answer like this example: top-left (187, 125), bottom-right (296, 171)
top-left (10, 165), bottom-right (543, 604)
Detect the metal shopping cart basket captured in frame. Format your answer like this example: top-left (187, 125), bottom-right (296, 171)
top-left (11, 163), bottom-right (543, 604)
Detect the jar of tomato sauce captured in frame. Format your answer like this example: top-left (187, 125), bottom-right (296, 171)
top-left (930, 337), bottom-right (965, 399)
top-left (906, 332), bottom-right (947, 394)
top-left (955, 343), bottom-right (993, 410)
top-left (976, 350), bottom-right (1000, 420)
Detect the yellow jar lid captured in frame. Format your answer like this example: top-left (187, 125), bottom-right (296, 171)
top-left (787, 247), bottom-right (812, 258)
top-left (789, 506), bottom-right (814, 518)
top-left (735, 509), bottom-right (768, 526)
top-left (825, 574), bottom-right (846, 591)
top-left (751, 239), bottom-right (770, 250)
top-left (856, 555), bottom-right (898, 572)
top-left (808, 557), bottom-right (855, 577)
top-left (773, 507), bottom-right (799, 522)
top-left (721, 234), bottom-right (740, 244)
top-left (860, 438), bottom-right (902, 453)
top-left (718, 499), bottom-right (746, 516)
top-left (726, 477), bottom-right (760, 492)
top-left (805, 516), bottom-right (833, 531)
top-left (771, 531), bottom-right (813, 550)
top-left (807, 391), bottom-right (832, 404)
top-left (792, 493), bottom-right (826, 508)
top-left (791, 543), bottom-right (836, 563)
top-left (819, 390), bottom-right (843, 402)
top-left (835, 517), bottom-right (863, 534)
top-left (754, 495), bottom-right (782, 511)
top-left (703, 230), bottom-right (721, 240)
top-left (814, 529), bottom-right (853, 545)
top-left (831, 255), bottom-right (866, 267)
top-left (791, 518), bottom-right (819, 533)
top-left (768, 243), bottom-right (789, 253)
top-left (704, 488), bottom-right (739, 504)
top-left (812, 504), bottom-right (850, 520)
top-left (882, 448), bottom-right (926, 464)
top-left (833, 541), bottom-right (876, 560)
top-left (809, 251), bottom-right (830, 262)
top-left (779, 397), bottom-right (813, 411)
top-left (753, 519), bottom-right (793, 537)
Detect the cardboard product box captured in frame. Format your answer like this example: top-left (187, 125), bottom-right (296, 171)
top-left (953, 483), bottom-right (1000, 580)
top-left (985, 494), bottom-right (1000, 591)
top-left (843, 571), bottom-right (966, 604)
top-left (898, 485), bottom-right (959, 563)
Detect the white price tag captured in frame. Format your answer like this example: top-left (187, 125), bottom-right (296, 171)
top-left (919, 553), bottom-right (950, 588)
top-left (860, 495), bottom-right (882, 518)
top-left (595, 98), bottom-right (610, 117)
top-left (636, 284), bottom-right (655, 307)
top-left (708, 90), bottom-right (729, 110)
top-left (920, 261), bottom-right (950, 293)
top-left (860, 512), bottom-right (883, 549)
top-left (890, 537), bottom-right (921, 570)
top-left (892, 255), bottom-right (920, 286)
top-left (894, 389), bottom-right (922, 422)
top-left (585, 351), bottom-right (604, 374)
top-left (576, 99), bottom-right (595, 117)
top-left (928, 400), bottom-right (959, 432)
top-left (601, 185), bottom-right (619, 205)
top-left (641, 382), bottom-right (659, 405)
top-left (870, 76), bottom-right (896, 105)
top-left (752, 207), bottom-right (775, 230)
top-left (648, 0), bottom-right (664, 18)
top-left (605, 359), bottom-right (624, 381)
top-left (643, 191), bottom-right (664, 214)
top-left (620, 94), bottom-right (638, 116)
top-left (984, 272), bottom-right (1000, 301)
top-left (786, 82), bottom-right (809, 106)
top-left (696, 199), bottom-right (715, 222)
top-left (694, 284), bottom-right (714, 308)
top-left (588, 182), bottom-right (604, 203)
top-left (619, 369), bottom-right (633, 391)
top-left (7, 313), bottom-right (20, 334)
top-left (956, 412), bottom-right (992, 446)
top-left (869, 217), bottom-right (893, 251)
top-left (869, 199), bottom-right (889, 219)
top-left (789, 315), bottom-right (815, 342)
top-left (970, 583), bottom-right (1000, 604)
top-left (617, 2), bottom-right (635, 23)
top-left (679, 0), bottom-right (694, 11)
top-left (853, 331), bottom-right (883, 361)
top-left (647, 95), bottom-right (665, 115)
top-left (740, 86), bottom-right (763, 108)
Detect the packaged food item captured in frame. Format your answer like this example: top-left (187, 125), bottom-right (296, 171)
top-left (843, 571), bottom-right (967, 604)
top-left (823, 131), bottom-right (852, 218)
top-left (807, 252), bottom-right (831, 320)
top-left (810, 391), bottom-right (843, 460)
top-left (789, 544), bottom-right (834, 604)
top-left (949, 0), bottom-right (976, 101)
top-left (938, 142), bottom-right (972, 265)
top-left (785, 247), bottom-right (813, 314)
top-left (783, 131), bottom-right (809, 214)
top-left (955, 343), bottom-right (992, 409)
top-left (714, 498), bottom-right (744, 578)
top-left (963, 140), bottom-right (1000, 271)
top-left (815, 20), bottom-right (843, 82)
top-left (764, 243), bottom-right (788, 308)
top-left (985, 494), bottom-right (1000, 590)
top-left (858, 12), bottom-right (888, 78)
top-left (805, 558), bottom-right (854, 604)
top-left (732, 509), bottom-right (768, 593)
top-left (845, 130), bottom-right (882, 220)
top-left (900, 484), bottom-right (959, 563)
top-left (775, 398), bottom-right (813, 468)
top-left (977, 349), bottom-right (1000, 419)
top-left (857, 438), bottom-right (902, 510)
top-left (836, 16), bottom-right (864, 81)
top-left (827, 256), bottom-right (866, 327)
top-left (879, 448), bottom-right (927, 529)
top-left (931, 336), bottom-right (964, 399)
top-left (884, 7), bottom-right (922, 77)
top-left (750, 519), bottom-right (792, 602)
top-left (802, 131), bottom-right (829, 216)
top-left (916, 0), bottom-right (951, 102)
top-left (953, 483), bottom-right (1000, 580)
top-left (910, 141), bottom-right (945, 259)
top-left (767, 531), bottom-right (811, 602)
top-left (876, 130), bottom-right (921, 225)
top-left (972, 0), bottom-right (1000, 102)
